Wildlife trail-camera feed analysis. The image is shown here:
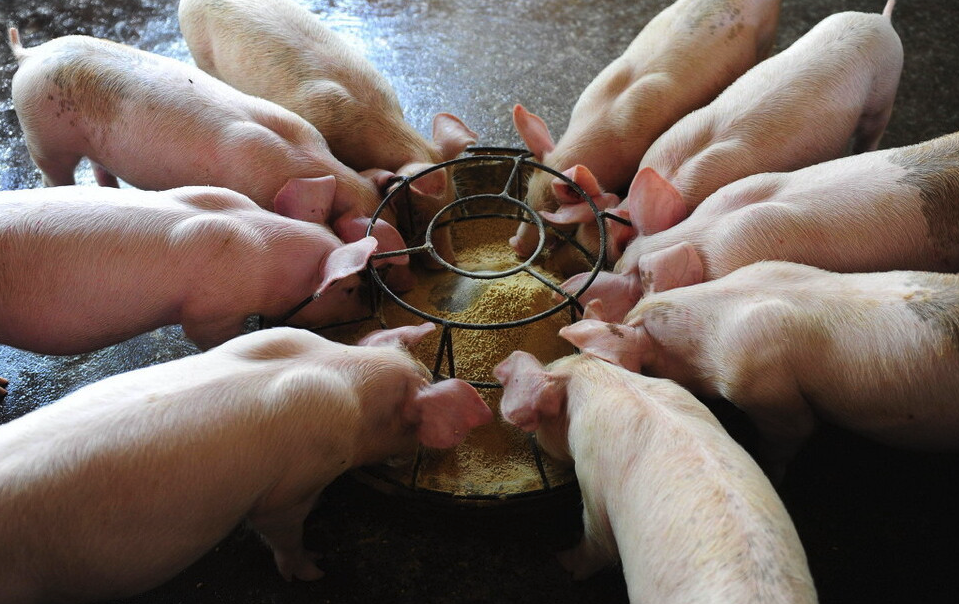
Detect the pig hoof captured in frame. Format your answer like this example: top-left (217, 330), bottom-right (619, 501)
top-left (0, 376), bottom-right (7, 399)
top-left (277, 550), bottom-right (325, 582)
top-left (556, 546), bottom-right (605, 580)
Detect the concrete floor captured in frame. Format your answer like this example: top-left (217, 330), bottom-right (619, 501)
top-left (2, 0), bottom-right (959, 602)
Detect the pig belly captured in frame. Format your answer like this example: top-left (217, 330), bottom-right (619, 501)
top-left (817, 397), bottom-right (959, 451)
top-left (0, 232), bottom-right (184, 354)
top-left (805, 337), bottom-right (959, 451)
top-left (0, 296), bottom-right (178, 355)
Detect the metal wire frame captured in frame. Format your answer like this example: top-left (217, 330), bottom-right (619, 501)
top-left (354, 149), bottom-right (607, 503)
top-left (270, 148), bottom-right (626, 504)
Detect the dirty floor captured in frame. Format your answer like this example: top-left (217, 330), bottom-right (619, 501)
top-left (2, 1), bottom-right (959, 603)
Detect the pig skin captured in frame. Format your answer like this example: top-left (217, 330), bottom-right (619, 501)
top-left (561, 261), bottom-right (959, 480)
top-left (510, 0), bottom-right (783, 264)
top-left (570, 129), bottom-right (959, 322)
top-left (495, 351), bottom-right (817, 603)
top-left (0, 325), bottom-right (491, 604)
top-left (545, 1), bottom-right (901, 276)
top-left (177, 0), bottom-right (478, 264)
top-left (7, 30), bottom-right (384, 226)
top-left (635, 2), bottom-right (903, 217)
top-left (0, 185), bottom-right (376, 354)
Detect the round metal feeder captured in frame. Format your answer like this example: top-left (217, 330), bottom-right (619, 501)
top-left (348, 147), bottom-right (610, 507)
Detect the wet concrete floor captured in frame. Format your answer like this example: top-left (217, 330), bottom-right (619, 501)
top-left (2, 0), bottom-right (959, 602)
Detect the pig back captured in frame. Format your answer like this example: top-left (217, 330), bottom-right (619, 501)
top-left (559, 356), bottom-right (816, 603)
top-left (0, 330), bottom-right (362, 603)
top-left (11, 33), bottom-right (331, 205)
top-left (179, 0), bottom-right (426, 172)
top-left (0, 187), bottom-right (274, 354)
top-left (640, 8), bottom-right (902, 208)
top-left (646, 262), bottom-right (959, 451)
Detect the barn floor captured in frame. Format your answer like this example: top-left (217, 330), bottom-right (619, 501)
top-left (2, 1), bottom-right (959, 603)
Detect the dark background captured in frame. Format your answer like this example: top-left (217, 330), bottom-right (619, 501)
top-left (2, 1), bottom-right (958, 602)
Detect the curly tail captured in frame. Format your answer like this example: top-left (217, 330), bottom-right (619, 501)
top-left (8, 27), bottom-right (26, 62)
top-left (882, 0), bottom-right (896, 19)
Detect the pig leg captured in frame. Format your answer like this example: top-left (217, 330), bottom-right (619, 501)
top-left (93, 163), bottom-right (120, 187)
top-left (722, 315), bottom-right (818, 482)
top-left (851, 67), bottom-right (901, 153)
top-left (556, 537), bottom-right (614, 581)
top-left (556, 495), bottom-right (616, 580)
top-left (739, 390), bottom-right (818, 484)
top-left (249, 497), bottom-right (325, 581)
top-left (28, 149), bottom-right (81, 186)
top-left (851, 103), bottom-right (895, 154)
top-left (181, 315), bottom-right (247, 351)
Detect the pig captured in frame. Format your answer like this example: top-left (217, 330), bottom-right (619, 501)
top-left (543, 0), bottom-right (902, 271)
top-left (564, 129), bottom-right (959, 322)
top-left (494, 351), bottom-right (817, 603)
top-left (509, 0), bottom-right (783, 265)
top-left (177, 0), bottom-right (478, 265)
top-left (560, 262), bottom-right (959, 481)
top-left (0, 185), bottom-right (407, 355)
top-left (0, 323), bottom-right (493, 603)
top-left (6, 29), bottom-right (401, 256)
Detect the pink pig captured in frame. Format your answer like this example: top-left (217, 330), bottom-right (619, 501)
top-left (178, 0), bottom-right (478, 265)
top-left (561, 262), bottom-right (959, 481)
top-left (0, 185), bottom-right (403, 355)
top-left (509, 0), bottom-right (782, 267)
top-left (0, 323), bottom-right (493, 604)
top-left (565, 129), bottom-right (959, 322)
top-left (7, 29), bottom-right (403, 255)
top-left (494, 351), bottom-right (817, 603)
top-left (546, 0), bottom-right (902, 271)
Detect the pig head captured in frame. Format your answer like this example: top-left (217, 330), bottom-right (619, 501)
top-left (354, 323), bottom-right (494, 452)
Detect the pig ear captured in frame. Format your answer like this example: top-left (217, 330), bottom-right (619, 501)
top-left (512, 104), bottom-right (555, 159)
top-left (558, 320), bottom-right (645, 373)
top-left (404, 163), bottom-right (448, 197)
top-left (626, 167), bottom-right (686, 235)
top-left (273, 176), bottom-right (337, 224)
top-left (582, 299), bottom-right (607, 321)
top-left (332, 216), bottom-right (410, 267)
top-left (405, 378), bottom-right (492, 449)
top-left (316, 236), bottom-right (376, 295)
top-left (360, 168), bottom-right (397, 193)
top-left (604, 205), bottom-right (636, 261)
top-left (357, 322), bottom-right (436, 349)
top-left (542, 165), bottom-right (621, 225)
top-left (432, 112), bottom-right (479, 161)
top-left (493, 351), bottom-right (566, 432)
top-left (637, 241), bottom-right (704, 294)
top-left (561, 270), bottom-right (643, 324)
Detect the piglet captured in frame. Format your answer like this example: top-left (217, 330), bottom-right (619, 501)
top-left (547, 0), bottom-right (902, 270)
top-left (494, 351), bottom-right (816, 603)
top-left (561, 262), bottom-right (959, 481)
top-left (6, 29), bottom-right (402, 258)
top-left (0, 185), bottom-right (404, 354)
top-left (565, 129), bottom-right (959, 322)
top-left (178, 0), bottom-right (478, 265)
top-left (0, 324), bottom-right (492, 604)
top-left (511, 0), bottom-right (782, 271)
